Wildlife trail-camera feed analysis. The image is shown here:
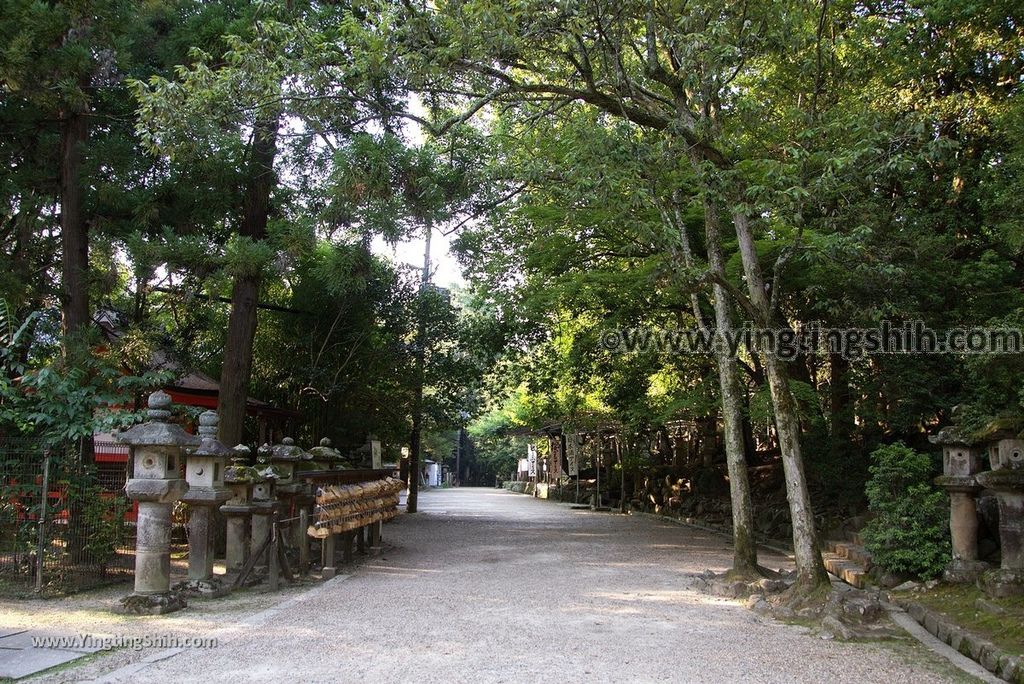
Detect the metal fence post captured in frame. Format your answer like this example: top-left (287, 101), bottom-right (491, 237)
top-left (35, 450), bottom-right (50, 594)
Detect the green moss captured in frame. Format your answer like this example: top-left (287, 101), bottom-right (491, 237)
top-left (971, 415), bottom-right (1024, 442)
top-left (908, 584), bottom-right (1024, 658)
top-left (875, 638), bottom-right (984, 684)
top-left (776, 579), bottom-right (833, 614)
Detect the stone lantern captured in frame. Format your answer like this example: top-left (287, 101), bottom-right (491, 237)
top-left (930, 426), bottom-right (989, 583)
top-left (221, 445), bottom-right (258, 572)
top-left (271, 437), bottom-right (314, 562)
top-left (985, 426), bottom-right (1024, 471)
top-left (976, 423), bottom-right (1024, 598)
top-left (117, 390), bottom-right (197, 614)
top-left (269, 437), bottom-right (308, 484)
top-left (181, 410), bottom-right (232, 586)
top-left (250, 444), bottom-right (282, 571)
top-left (370, 435), bottom-right (382, 470)
top-left (308, 438), bottom-right (346, 471)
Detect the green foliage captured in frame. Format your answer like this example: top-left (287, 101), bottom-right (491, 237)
top-left (861, 443), bottom-right (950, 580)
top-left (223, 235), bottom-right (277, 279)
top-left (3, 0), bottom-right (1024, 542)
top-left (0, 302), bottom-right (168, 445)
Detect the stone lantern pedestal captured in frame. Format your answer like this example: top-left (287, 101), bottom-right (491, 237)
top-left (221, 445), bottom-right (257, 572)
top-left (930, 426), bottom-right (989, 583)
top-left (250, 444), bottom-right (282, 572)
top-left (117, 391), bottom-right (197, 615)
top-left (179, 411), bottom-right (232, 595)
top-left (976, 431), bottom-right (1024, 597)
top-left (976, 468), bottom-right (1024, 597)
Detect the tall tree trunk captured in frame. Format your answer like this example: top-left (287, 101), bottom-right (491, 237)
top-left (666, 195), bottom-right (760, 576)
top-left (217, 112), bottom-right (280, 446)
top-left (702, 198), bottom-right (760, 577)
top-left (60, 110), bottom-right (90, 344)
top-left (60, 106), bottom-right (94, 468)
top-left (730, 212), bottom-right (828, 590)
top-left (407, 220), bottom-right (432, 513)
top-left (408, 410), bottom-right (421, 510)
top-left (58, 103), bottom-right (94, 564)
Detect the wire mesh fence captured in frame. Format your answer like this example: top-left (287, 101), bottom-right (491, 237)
top-left (0, 438), bottom-right (136, 597)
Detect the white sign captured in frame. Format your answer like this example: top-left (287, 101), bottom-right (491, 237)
top-left (566, 434), bottom-right (579, 476)
top-left (527, 444), bottom-right (537, 477)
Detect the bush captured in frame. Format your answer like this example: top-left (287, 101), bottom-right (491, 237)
top-left (861, 443), bottom-right (950, 580)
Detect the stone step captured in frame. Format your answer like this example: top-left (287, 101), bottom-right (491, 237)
top-left (822, 553), bottom-right (867, 589)
top-left (828, 541), bottom-right (873, 568)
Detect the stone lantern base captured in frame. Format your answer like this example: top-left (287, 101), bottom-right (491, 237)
top-left (119, 591), bottom-right (187, 615)
top-left (172, 577), bottom-right (230, 598)
top-left (943, 558), bottom-right (990, 584)
top-left (979, 568), bottom-right (1024, 598)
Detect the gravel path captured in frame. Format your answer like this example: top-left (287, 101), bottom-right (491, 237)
top-left (16, 488), bottom-right (967, 683)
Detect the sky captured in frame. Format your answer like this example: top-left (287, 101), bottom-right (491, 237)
top-left (371, 228), bottom-right (465, 289)
top-left (368, 95), bottom-right (466, 290)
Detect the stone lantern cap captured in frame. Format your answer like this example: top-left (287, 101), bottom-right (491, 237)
top-left (188, 410), bottom-right (232, 459)
top-left (222, 446), bottom-right (260, 511)
top-left (224, 445), bottom-right (260, 484)
top-left (270, 437), bottom-right (310, 463)
top-left (974, 417), bottom-right (1024, 471)
top-left (928, 426), bottom-right (975, 447)
top-left (254, 463), bottom-right (283, 481)
top-left (254, 443), bottom-right (285, 480)
top-left (307, 438), bottom-right (346, 466)
top-left (182, 411), bottom-right (232, 505)
top-left (116, 390), bottom-right (200, 448)
top-left (973, 416), bottom-right (1024, 442)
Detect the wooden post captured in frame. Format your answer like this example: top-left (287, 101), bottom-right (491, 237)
top-left (343, 531), bottom-right (354, 563)
top-left (322, 532), bottom-right (337, 579)
top-left (617, 436), bottom-right (626, 513)
top-left (356, 525), bottom-right (366, 554)
top-left (370, 520), bottom-right (382, 548)
top-left (34, 451), bottom-right (50, 594)
top-left (268, 516), bottom-right (280, 591)
top-left (298, 508), bottom-right (310, 574)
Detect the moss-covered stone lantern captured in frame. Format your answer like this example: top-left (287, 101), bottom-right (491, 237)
top-left (117, 390), bottom-right (197, 614)
top-left (181, 410), bottom-right (233, 585)
top-left (221, 445), bottom-right (258, 572)
top-left (930, 425), bottom-right (989, 583)
top-left (976, 420), bottom-right (1024, 597)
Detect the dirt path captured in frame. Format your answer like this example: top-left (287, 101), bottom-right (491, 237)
top-left (15, 488), bottom-right (968, 683)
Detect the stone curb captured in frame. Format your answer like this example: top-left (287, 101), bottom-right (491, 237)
top-left (525, 497), bottom-right (798, 566)
top-left (631, 510), bottom-right (796, 559)
top-left (893, 595), bottom-right (1023, 683)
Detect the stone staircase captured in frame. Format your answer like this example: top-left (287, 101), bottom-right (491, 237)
top-left (822, 530), bottom-right (873, 589)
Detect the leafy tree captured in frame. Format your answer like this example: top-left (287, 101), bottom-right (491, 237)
top-left (861, 443), bottom-right (950, 580)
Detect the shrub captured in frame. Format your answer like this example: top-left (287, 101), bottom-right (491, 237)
top-left (861, 442), bottom-right (950, 580)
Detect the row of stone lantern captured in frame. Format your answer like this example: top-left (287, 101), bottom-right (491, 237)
top-left (117, 390), bottom-right (359, 614)
top-left (931, 421), bottom-right (1024, 597)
